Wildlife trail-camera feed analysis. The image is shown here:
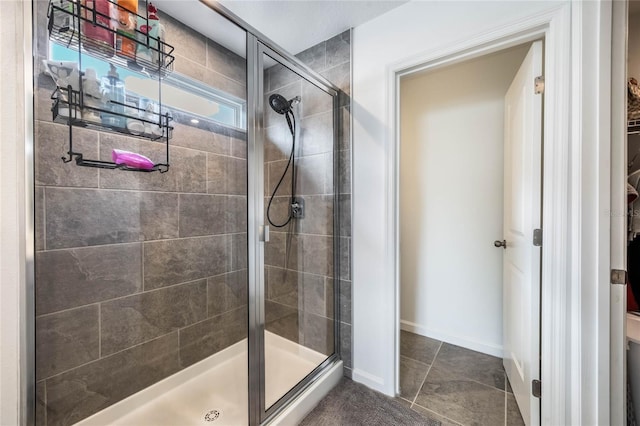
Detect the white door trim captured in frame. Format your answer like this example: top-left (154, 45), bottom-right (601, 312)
top-left (610, 1), bottom-right (628, 424)
top-left (387, 5), bottom-right (572, 425)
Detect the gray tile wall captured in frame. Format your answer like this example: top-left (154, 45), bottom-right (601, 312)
top-left (263, 30), bottom-right (352, 377)
top-left (33, 3), bottom-right (248, 425)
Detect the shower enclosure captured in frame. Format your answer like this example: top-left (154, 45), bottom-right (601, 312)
top-left (32, 1), bottom-right (343, 425)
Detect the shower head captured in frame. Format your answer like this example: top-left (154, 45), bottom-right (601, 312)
top-left (269, 94), bottom-right (300, 115)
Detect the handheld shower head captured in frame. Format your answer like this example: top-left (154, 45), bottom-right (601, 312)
top-left (269, 94), bottom-right (300, 115)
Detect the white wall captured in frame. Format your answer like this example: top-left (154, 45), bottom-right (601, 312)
top-left (399, 45), bottom-right (529, 357)
top-left (351, 0), bottom-right (566, 396)
top-left (352, 0), bottom-right (617, 423)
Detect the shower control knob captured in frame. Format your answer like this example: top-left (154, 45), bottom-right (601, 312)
top-left (494, 240), bottom-right (507, 249)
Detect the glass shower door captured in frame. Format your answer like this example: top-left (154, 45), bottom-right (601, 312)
top-left (33, 1), bottom-right (251, 425)
top-left (253, 44), bottom-right (339, 421)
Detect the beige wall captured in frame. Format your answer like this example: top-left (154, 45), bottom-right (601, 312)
top-left (399, 44), bottom-right (529, 356)
top-left (629, 11), bottom-right (640, 81)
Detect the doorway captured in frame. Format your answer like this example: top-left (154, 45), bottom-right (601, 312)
top-left (397, 41), bottom-right (542, 426)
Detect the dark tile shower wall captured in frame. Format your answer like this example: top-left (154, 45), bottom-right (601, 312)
top-left (263, 30), bottom-right (352, 377)
top-left (33, 3), bottom-right (248, 425)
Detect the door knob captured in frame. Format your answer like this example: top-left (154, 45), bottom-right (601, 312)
top-left (494, 240), bottom-right (507, 249)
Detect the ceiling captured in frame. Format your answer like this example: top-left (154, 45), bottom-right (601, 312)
top-left (154, 0), bottom-right (408, 58)
top-left (217, 0), bottom-right (408, 55)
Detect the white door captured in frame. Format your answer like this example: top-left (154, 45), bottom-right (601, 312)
top-left (502, 40), bottom-right (543, 426)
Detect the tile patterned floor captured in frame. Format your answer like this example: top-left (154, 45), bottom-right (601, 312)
top-left (397, 330), bottom-right (525, 426)
top-left (301, 331), bottom-right (526, 426)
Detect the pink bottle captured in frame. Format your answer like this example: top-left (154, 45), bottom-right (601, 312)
top-left (82, 0), bottom-right (115, 56)
top-left (112, 149), bottom-right (155, 170)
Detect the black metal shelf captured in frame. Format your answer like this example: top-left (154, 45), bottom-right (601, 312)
top-left (47, 0), bottom-right (174, 173)
top-left (53, 86), bottom-right (172, 173)
top-left (64, 153), bottom-right (170, 173)
top-left (52, 86), bottom-right (173, 140)
top-left (48, 0), bottom-right (175, 78)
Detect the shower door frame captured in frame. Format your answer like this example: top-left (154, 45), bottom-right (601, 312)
top-left (206, 3), bottom-right (344, 421)
top-left (248, 41), bottom-right (341, 425)
top-left (202, 1), bottom-right (343, 423)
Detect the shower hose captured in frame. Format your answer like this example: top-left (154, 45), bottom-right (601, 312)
top-left (266, 108), bottom-right (297, 228)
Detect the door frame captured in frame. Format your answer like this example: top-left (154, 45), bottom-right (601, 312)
top-left (388, 6), bottom-right (571, 424)
top-left (610, 0), bottom-right (629, 423)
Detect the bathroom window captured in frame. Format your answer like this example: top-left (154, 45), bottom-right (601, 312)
top-left (49, 44), bottom-right (246, 130)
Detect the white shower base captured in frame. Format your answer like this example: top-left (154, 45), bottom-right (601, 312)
top-left (76, 331), bottom-right (341, 426)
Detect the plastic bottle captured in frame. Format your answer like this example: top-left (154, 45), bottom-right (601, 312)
top-left (82, 68), bottom-right (104, 123)
top-left (81, 0), bottom-right (115, 56)
top-left (136, 3), bottom-right (163, 67)
top-left (101, 64), bottom-right (126, 128)
top-left (125, 94), bottom-right (144, 135)
top-left (155, 15), bottom-right (166, 67)
top-left (115, 0), bottom-right (138, 59)
top-left (52, 0), bottom-right (77, 33)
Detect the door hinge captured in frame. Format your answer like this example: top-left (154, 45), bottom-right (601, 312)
top-left (532, 379), bottom-right (542, 398)
top-left (611, 269), bottom-right (627, 285)
top-left (534, 76), bottom-right (545, 94)
top-left (533, 228), bottom-right (542, 246)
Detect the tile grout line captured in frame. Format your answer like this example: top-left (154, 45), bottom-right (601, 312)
top-left (36, 302), bottom-right (100, 319)
top-left (38, 183), bottom-right (249, 196)
top-left (460, 375), bottom-right (509, 395)
top-left (43, 379), bottom-right (47, 426)
top-left (98, 303), bottom-right (102, 358)
top-left (41, 330), bottom-right (182, 382)
top-left (141, 242), bottom-right (145, 292)
top-left (42, 187), bottom-right (47, 251)
top-left (36, 276), bottom-right (219, 319)
top-left (205, 272), bottom-right (209, 318)
top-left (205, 152), bottom-right (209, 196)
top-left (175, 51), bottom-right (246, 88)
top-left (410, 402), bottom-right (464, 426)
top-left (408, 336), bottom-right (509, 425)
top-left (410, 340), bottom-right (443, 407)
top-left (40, 231), bottom-right (248, 253)
top-left (505, 384), bottom-right (508, 426)
top-left (177, 194), bottom-right (181, 238)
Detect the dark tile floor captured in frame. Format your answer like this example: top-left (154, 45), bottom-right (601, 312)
top-left (398, 330), bottom-right (525, 426)
top-left (301, 331), bottom-right (526, 426)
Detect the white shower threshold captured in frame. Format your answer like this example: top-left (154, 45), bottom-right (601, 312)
top-left (75, 331), bottom-right (343, 426)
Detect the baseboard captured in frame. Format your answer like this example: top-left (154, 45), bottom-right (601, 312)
top-left (351, 368), bottom-right (393, 396)
top-left (400, 320), bottom-right (504, 358)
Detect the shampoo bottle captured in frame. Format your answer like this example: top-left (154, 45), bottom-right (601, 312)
top-left (101, 64), bottom-right (126, 128)
top-left (136, 3), bottom-right (162, 67)
top-left (115, 0), bottom-right (138, 59)
top-left (82, 68), bottom-right (104, 123)
top-left (52, 0), bottom-right (77, 32)
top-left (81, 0), bottom-right (115, 56)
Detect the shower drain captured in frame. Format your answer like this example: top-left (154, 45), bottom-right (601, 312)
top-left (204, 410), bottom-right (221, 422)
